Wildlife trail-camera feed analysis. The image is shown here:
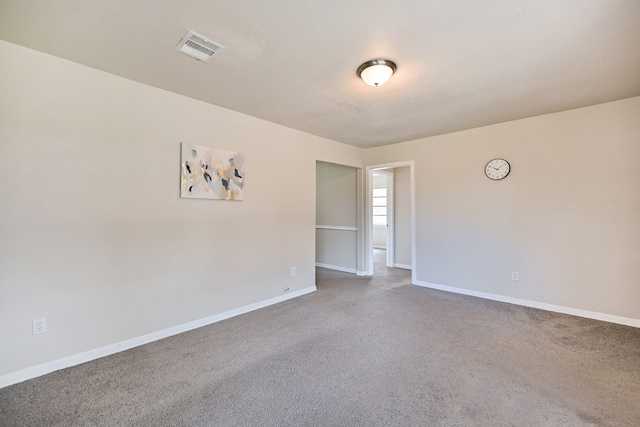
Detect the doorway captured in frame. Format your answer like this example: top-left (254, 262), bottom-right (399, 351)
top-left (315, 161), bottom-right (364, 275)
top-left (372, 170), bottom-right (394, 268)
top-left (365, 162), bottom-right (416, 284)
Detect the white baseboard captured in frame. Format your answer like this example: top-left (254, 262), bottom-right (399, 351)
top-left (394, 263), bottom-right (412, 270)
top-left (414, 280), bottom-right (640, 328)
top-left (315, 262), bottom-right (357, 274)
top-left (356, 270), bottom-right (367, 276)
top-left (0, 286), bottom-right (317, 389)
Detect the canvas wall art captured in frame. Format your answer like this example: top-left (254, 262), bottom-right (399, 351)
top-left (180, 143), bottom-right (245, 200)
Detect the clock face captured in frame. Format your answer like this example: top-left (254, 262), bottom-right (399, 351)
top-left (485, 158), bottom-right (510, 180)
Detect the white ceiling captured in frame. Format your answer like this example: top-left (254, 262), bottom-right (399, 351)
top-left (1, 0), bottom-right (639, 148)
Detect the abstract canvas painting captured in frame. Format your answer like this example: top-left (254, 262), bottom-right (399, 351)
top-left (180, 143), bottom-right (245, 200)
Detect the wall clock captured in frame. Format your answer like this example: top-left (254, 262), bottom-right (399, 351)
top-left (485, 158), bottom-right (510, 180)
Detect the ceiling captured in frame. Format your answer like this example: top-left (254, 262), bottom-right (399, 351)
top-left (1, 0), bottom-right (639, 148)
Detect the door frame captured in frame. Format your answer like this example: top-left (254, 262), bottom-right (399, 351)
top-left (365, 161), bottom-right (416, 284)
top-left (372, 170), bottom-right (395, 267)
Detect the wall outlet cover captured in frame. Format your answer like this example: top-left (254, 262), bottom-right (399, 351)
top-left (33, 318), bottom-right (47, 335)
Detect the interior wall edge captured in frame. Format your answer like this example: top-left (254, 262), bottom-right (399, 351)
top-left (314, 263), bottom-right (357, 274)
top-left (0, 286), bottom-right (317, 389)
top-left (415, 280), bottom-right (640, 329)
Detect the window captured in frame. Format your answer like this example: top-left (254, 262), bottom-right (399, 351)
top-left (373, 187), bottom-right (387, 226)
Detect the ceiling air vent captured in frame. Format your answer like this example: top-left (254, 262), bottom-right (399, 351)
top-left (175, 30), bottom-right (225, 62)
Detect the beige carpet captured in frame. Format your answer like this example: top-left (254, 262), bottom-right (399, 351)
top-left (1, 253), bottom-right (639, 426)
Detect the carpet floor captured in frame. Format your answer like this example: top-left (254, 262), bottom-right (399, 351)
top-left (1, 252), bottom-right (639, 426)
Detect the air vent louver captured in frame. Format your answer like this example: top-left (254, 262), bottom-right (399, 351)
top-left (175, 30), bottom-right (225, 62)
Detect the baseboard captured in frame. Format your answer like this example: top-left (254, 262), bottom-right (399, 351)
top-left (0, 286), bottom-right (317, 389)
top-left (356, 270), bottom-right (367, 276)
top-left (414, 280), bottom-right (640, 328)
top-left (315, 262), bottom-right (357, 274)
top-left (394, 263), bottom-right (412, 270)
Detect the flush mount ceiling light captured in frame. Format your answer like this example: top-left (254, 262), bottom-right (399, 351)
top-left (357, 59), bottom-right (397, 87)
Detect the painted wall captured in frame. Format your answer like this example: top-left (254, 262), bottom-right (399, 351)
top-left (316, 161), bottom-right (358, 272)
top-left (365, 97), bottom-right (640, 322)
top-left (392, 167), bottom-right (412, 267)
top-left (372, 173), bottom-right (388, 249)
top-left (0, 41), bottom-right (363, 379)
top-left (372, 228), bottom-right (387, 249)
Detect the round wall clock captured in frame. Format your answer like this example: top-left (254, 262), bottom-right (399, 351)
top-left (485, 158), bottom-right (510, 180)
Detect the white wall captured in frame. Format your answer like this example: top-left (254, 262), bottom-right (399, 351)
top-left (392, 167), bottom-right (412, 267)
top-left (372, 173), bottom-right (389, 249)
top-left (0, 40), bottom-right (363, 381)
top-left (316, 162), bottom-right (358, 272)
top-left (372, 228), bottom-right (387, 249)
top-left (365, 97), bottom-right (640, 323)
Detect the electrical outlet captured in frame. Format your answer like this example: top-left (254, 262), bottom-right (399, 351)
top-left (512, 271), bottom-right (519, 281)
top-left (290, 267), bottom-right (296, 277)
top-left (33, 318), bottom-right (47, 335)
